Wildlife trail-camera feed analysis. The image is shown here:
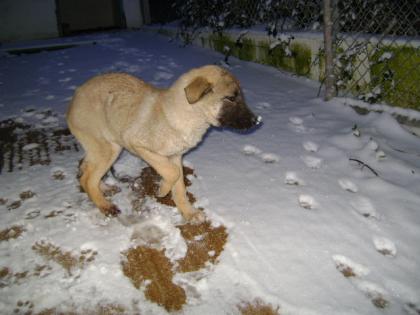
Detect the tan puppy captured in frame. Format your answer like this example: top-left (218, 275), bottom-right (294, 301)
top-left (67, 65), bottom-right (260, 221)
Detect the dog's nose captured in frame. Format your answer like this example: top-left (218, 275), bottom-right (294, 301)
top-left (253, 115), bottom-right (262, 126)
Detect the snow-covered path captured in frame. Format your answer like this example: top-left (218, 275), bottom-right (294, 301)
top-left (1, 31), bottom-right (420, 315)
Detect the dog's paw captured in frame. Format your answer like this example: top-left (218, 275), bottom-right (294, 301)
top-left (101, 204), bottom-right (121, 217)
top-left (188, 210), bottom-right (206, 224)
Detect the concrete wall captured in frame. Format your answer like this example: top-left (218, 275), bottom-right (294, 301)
top-left (123, 0), bottom-right (143, 28)
top-left (58, 0), bottom-right (117, 33)
top-left (0, 0), bottom-right (59, 42)
top-left (0, 0), bottom-right (147, 42)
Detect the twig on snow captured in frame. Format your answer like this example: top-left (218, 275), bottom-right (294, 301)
top-left (349, 158), bottom-right (379, 176)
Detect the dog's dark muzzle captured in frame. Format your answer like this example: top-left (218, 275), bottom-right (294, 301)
top-left (218, 101), bottom-right (262, 131)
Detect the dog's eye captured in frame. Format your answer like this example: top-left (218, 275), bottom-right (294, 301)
top-left (224, 96), bottom-right (236, 102)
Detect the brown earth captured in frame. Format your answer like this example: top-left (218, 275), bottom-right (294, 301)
top-left (336, 265), bottom-right (356, 278)
top-left (122, 246), bottom-right (186, 312)
top-left (0, 225), bottom-right (25, 242)
top-left (32, 241), bottom-right (97, 276)
top-left (16, 303), bottom-right (127, 315)
top-left (131, 166), bottom-right (196, 209)
top-left (0, 116), bottom-right (79, 174)
top-left (371, 296), bottom-right (389, 309)
top-left (177, 221), bottom-right (228, 273)
top-left (122, 165), bottom-right (229, 311)
top-left (238, 299), bottom-right (281, 315)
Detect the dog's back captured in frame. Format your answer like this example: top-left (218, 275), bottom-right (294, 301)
top-left (67, 73), bottom-right (157, 144)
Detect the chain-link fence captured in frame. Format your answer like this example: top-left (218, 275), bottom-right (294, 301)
top-left (332, 0), bottom-right (420, 109)
top-left (168, 0), bottom-right (419, 110)
top-left (173, 0), bottom-right (322, 37)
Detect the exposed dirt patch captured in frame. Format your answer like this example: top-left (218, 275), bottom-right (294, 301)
top-left (377, 248), bottom-right (394, 256)
top-left (16, 302), bottom-right (126, 315)
top-left (371, 296), bottom-right (389, 309)
top-left (131, 166), bottom-right (196, 209)
top-left (122, 165), bottom-right (229, 311)
top-left (122, 246), bottom-right (186, 312)
top-left (0, 267), bottom-right (12, 288)
top-left (7, 200), bottom-right (22, 210)
top-left (336, 265), bottom-right (356, 278)
top-left (0, 116), bottom-right (79, 173)
top-left (14, 300), bottom-right (35, 314)
top-left (1, 264), bottom-right (52, 289)
top-left (0, 266), bottom-right (34, 288)
top-left (20, 190), bottom-right (36, 200)
top-left (0, 225), bottom-right (25, 242)
top-left (32, 264), bottom-right (53, 277)
top-left (25, 209), bottom-right (41, 220)
top-left (44, 209), bottom-right (64, 219)
top-left (238, 299), bottom-right (281, 315)
top-left (32, 241), bottom-right (97, 276)
top-left (32, 241), bottom-right (77, 275)
top-left (176, 221), bottom-right (228, 272)
top-left (333, 259), bottom-right (358, 278)
top-left (0, 267), bottom-right (9, 279)
top-left (52, 170), bottom-right (66, 180)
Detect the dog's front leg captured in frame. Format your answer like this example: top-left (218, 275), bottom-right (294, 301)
top-left (132, 146), bottom-right (180, 197)
top-left (170, 155), bottom-right (205, 223)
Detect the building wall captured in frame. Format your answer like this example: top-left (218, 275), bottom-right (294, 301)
top-left (123, 0), bottom-right (143, 28)
top-left (0, 0), bottom-right (147, 42)
top-left (0, 0), bottom-right (59, 42)
top-left (57, 0), bottom-right (118, 34)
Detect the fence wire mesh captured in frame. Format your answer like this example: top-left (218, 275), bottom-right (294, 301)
top-left (173, 0), bottom-right (322, 38)
top-left (170, 0), bottom-right (420, 109)
top-left (332, 0), bottom-right (420, 109)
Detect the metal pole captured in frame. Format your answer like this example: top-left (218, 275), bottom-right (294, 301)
top-left (323, 0), bottom-right (335, 101)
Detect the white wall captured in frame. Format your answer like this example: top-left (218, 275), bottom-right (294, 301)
top-left (0, 0), bottom-right (59, 42)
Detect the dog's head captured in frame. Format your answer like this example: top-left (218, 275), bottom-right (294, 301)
top-left (182, 65), bottom-right (261, 131)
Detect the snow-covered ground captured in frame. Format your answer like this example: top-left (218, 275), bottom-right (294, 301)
top-left (1, 30), bottom-right (420, 315)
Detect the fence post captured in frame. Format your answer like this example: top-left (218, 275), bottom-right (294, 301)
top-left (323, 0), bottom-right (335, 101)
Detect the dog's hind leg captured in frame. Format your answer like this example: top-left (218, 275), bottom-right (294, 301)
top-left (79, 139), bottom-right (122, 216)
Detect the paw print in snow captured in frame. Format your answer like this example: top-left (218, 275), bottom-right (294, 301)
top-left (303, 141), bottom-right (319, 152)
top-left (260, 153), bottom-right (279, 163)
top-left (355, 281), bottom-right (390, 309)
top-left (332, 254), bottom-right (370, 277)
top-left (14, 300), bottom-right (34, 314)
top-left (284, 172), bottom-right (305, 186)
top-left (51, 168), bottom-right (66, 180)
top-left (242, 145), bottom-right (261, 156)
top-left (242, 145), bottom-right (279, 163)
top-left (256, 102), bottom-right (271, 110)
top-left (350, 196), bottom-right (378, 218)
top-left (298, 194), bottom-right (316, 209)
top-left (289, 116), bottom-right (303, 125)
top-left (289, 116), bottom-right (307, 133)
top-left (302, 155), bottom-right (323, 169)
top-left (373, 236), bottom-right (396, 257)
top-left (338, 178), bottom-right (358, 193)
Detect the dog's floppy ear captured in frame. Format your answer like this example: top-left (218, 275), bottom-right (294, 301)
top-left (184, 76), bottom-right (212, 104)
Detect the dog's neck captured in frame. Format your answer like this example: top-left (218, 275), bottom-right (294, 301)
top-left (161, 89), bottom-right (210, 149)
